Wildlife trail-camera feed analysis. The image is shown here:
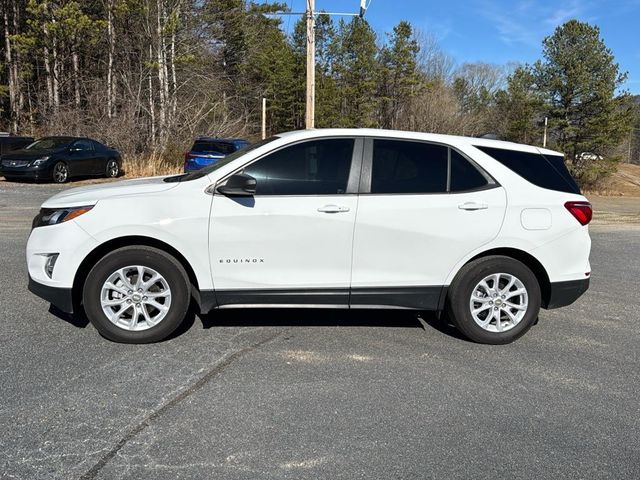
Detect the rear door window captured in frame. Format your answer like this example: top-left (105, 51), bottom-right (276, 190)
top-left (450, 150), bottom-right (490, 192)
top-left (72, 139), bottom-right (94, 151)
top-left (371, 139), bottom-right (448, 194)
top-left (476, 146), bottom-right (580, 194)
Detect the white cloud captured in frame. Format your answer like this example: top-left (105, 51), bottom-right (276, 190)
top-left (543, 0), bottom-right (591, 26)
top-left (477, 0), bottom-right (594, 48)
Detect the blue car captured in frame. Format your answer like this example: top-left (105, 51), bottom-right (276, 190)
top-left (183, 137), bottom-right (250, 172)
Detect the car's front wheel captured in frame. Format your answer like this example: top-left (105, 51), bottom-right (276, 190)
top-left (83, 246), bottom-right (190, 343)
top-left (446, 256), bottom-right (541, 344)
top-left (52, 162), bottom-right (69, 183)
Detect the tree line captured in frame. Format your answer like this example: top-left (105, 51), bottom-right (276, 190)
top-left (1, 0), bottom-right (638, 185)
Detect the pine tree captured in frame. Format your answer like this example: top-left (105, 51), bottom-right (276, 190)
top-left (204, 1), bottom-right (296, 134)
top-left (534, 20), bottom-right (632, 184)
top-left (493, 67), bottom-right (543, 144)
top-left (242, 2), bottom-right (296, 133)
top-left (378, 20), bottom-right (420, 129)
top-left (331, 17), bottom-right (379, 128)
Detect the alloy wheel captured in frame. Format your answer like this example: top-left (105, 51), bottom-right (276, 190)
top-left (100, 265), bottom-right (172, 331)
top-left (469, 273), bottom-right (528, 333)
top-left (53, 163), bottom-right (68, 183)
top-left (107, 160), bottom-right (119, 177)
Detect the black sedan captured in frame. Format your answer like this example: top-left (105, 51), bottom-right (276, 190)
top-left (0, 136), bottom-right (122, 183)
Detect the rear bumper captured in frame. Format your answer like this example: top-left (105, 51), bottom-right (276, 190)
top-left (28, 276), bottom-right (74, 313)
top-left (543, 278), bottom-right (590, 309)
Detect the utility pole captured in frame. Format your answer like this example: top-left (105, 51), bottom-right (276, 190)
top-left (629, 128), bottom-right (639, 164)
top-left (543, 117), bottom-right (548, 148)
top-left (272, 2), bottom-right (367, 130)
top-left (305, 0), bottom-right (315, 129)
top-left (261, 97), bottom-right (267, 139)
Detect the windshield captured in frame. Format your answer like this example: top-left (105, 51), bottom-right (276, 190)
top-left (180, 136), bottom-right (278, 181)
top-left (26, 138), bottom-right (73, 150)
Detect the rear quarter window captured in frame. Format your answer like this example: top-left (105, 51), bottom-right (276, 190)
top-left (475, 146), bottom-right (580, 194)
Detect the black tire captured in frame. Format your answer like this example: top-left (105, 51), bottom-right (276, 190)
top-left (52, 161), bottom-right (69, 183)
top-left (82, 246), bottom-right (191, 343)
top-left (446, 256), bottom-right (541, 344)
top-left (105, 158), bottom-right (120, 178)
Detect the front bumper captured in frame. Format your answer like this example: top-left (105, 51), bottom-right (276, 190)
top-left (27, 220), bottom-right (99, 288)
top-left (28, 276), bottom-right (74, 313)
top-left (1, 166), bottom-right (50, 179)
top-left (543, 278), bottom-right (590, 309)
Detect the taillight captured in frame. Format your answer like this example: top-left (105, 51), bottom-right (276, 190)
top-left (564, 201), bottom-right (592, 225)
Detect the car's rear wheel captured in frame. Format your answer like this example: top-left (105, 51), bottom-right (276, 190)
top-left (83, 246), bottom-right (190, 343)
top-left (446, 256), bottom-right (541, 344)
top-left (52, 162), bottom-right (69, 183)
top-left (105, 159), bottom-right (119, 178)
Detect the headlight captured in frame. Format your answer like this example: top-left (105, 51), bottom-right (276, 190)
top-left (32, 205), bottom-right (94, 228)
top-left (31, 156), bottom-right (50, 166)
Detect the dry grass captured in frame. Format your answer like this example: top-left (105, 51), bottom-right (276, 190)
top-left (584, 163), bottom-right (640, 197)
top-left (123, 153), bottom-right (182, 178)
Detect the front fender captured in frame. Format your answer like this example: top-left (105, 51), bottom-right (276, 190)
top-left (74, 192), bottom-right (213, 290)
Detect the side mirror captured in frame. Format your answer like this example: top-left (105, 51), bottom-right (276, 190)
top-left (216, 173), bottom-right (257, 196)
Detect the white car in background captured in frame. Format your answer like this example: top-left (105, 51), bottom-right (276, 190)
top-left (27, 129), bottom-right (592, 344)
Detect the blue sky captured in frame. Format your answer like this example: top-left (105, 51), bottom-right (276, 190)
top-left (266, 0), bottom-right (640, 93)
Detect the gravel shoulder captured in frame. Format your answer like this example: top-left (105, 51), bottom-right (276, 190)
top-left (589, 195), bottom-right (640, 227)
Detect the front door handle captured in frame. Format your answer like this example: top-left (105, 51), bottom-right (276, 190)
top-left (318, 204), bottom-right (350, 213)
top-left (458, 202), bottom-right (488, 211)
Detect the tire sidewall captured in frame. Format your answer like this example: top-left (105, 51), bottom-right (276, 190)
top-left (83, 247), bottom-right (190, 343)
top-left (448, 257), bottom-right (541, 344)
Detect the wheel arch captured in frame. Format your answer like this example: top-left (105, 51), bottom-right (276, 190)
top-left (462, 247), bottom-right (552, 308)
top-left (72, 235), bottom-right (200, 309)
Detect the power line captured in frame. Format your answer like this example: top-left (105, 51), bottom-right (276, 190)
top-left (286, 0), bottom-right (293, 32)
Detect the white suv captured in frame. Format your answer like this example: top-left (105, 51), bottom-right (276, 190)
top-left (27, 129), bottom-right (592, 344)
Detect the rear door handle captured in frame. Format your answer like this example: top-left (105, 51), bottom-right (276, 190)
top-left (318, 204), bottom-right (350, 213)
top-left (458, 202), bottom-right (488, 211)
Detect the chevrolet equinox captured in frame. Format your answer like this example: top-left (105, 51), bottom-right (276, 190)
top-left (27, 129), bottom-right (591, 344)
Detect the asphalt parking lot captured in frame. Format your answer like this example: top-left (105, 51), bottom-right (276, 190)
top-left (1, 180), bottom-right (639, 479)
